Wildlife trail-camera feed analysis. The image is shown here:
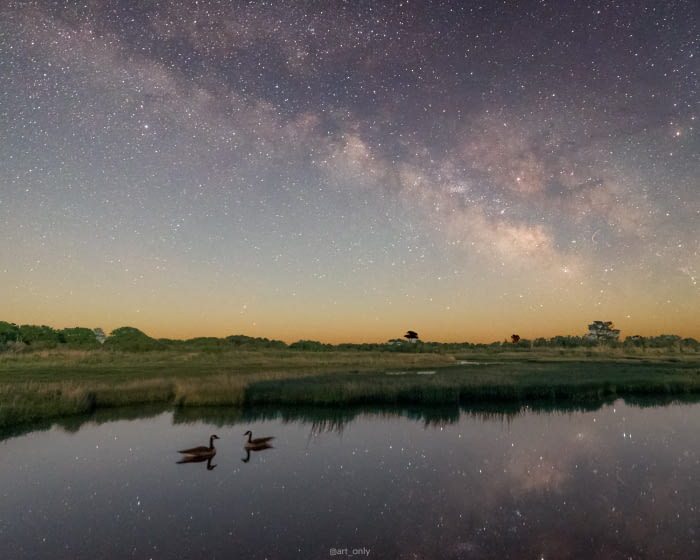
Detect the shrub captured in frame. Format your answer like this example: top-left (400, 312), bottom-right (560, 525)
top-left (103, 327), bottom-right (162, 352)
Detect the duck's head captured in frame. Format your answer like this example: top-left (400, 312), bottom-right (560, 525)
top-left (244, 430), bottom-right (252, 436)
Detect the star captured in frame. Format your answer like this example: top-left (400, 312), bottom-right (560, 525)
top-left (0, 0), bottom-right (697, 343)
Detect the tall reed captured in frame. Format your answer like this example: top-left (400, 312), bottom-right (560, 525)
top-left (2, 351), bottom-right (699, 430)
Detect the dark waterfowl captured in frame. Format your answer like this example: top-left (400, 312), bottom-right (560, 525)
top-left (244, 430), bottom-right (274, 450)
top-left (178, 434), bottom-right (219, 458)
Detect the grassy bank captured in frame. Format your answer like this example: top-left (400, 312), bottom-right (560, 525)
top-left (1, 348), bottom-right (699, 429)
top-left (0, 349), bottom-right (455, 426)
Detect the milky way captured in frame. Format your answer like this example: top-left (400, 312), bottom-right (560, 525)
top-left (1, 1), bottom-right (698, 342)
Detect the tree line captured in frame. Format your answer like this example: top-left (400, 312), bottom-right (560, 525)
top-left (0, 321), bottom-right (698, 354)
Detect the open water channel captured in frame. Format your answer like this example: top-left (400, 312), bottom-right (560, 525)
top-left (1, 399), bottom-right (699, 559)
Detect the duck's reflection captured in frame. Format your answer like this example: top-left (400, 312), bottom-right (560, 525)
top-left (176, 454), bottom-right (217, 470)
top-left (241, 442), bottom-right (273, 463)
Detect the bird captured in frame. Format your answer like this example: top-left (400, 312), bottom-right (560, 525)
top-left (178, 434), bottom-right (219, 458)
top-left (244, 430), bottom-right (274, 450)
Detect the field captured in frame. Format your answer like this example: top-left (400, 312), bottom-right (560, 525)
top-left (1, 347), bottom-right (700, 431)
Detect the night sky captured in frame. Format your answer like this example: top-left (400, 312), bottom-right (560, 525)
top-left (2, 0), bottom-right (698, 343)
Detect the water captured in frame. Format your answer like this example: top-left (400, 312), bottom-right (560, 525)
top-left (2, 400), bottom-right (699, 559)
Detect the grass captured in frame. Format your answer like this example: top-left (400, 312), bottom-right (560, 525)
top-left (0, 349), bottom-right (456, 427)
top-left (1, 347), bottom-right (699, 432)
top-left (241, 358), bottom-right (700, 406)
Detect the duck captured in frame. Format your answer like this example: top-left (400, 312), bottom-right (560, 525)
top-left (244, 430), bottom-right (274, 450)
top-left (178, 434), bottom-right (219, 458)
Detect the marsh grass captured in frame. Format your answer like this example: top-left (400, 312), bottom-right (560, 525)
top-left (0, 350), bottom-right (452, 425)
top-left (1, 348), bottom-right (699, 430)
top-left (240, 359), bottom-right (700, 407)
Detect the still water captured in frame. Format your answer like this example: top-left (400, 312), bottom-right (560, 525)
top-left (2, 400), bottom-right (699, 559)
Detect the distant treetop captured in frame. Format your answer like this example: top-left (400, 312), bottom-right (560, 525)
top-left (404, 330), bottom-right (419, 343)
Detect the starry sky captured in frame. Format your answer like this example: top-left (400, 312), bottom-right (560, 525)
top-left (1, 0), bottom-right (698, 343)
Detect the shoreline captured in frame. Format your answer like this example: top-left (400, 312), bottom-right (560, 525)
top-left (2, 349), bottom-right (699, 432)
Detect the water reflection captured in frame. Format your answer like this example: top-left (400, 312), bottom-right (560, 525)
top-left (241, 444), bottom-right (273, 463)
top-left (176, 454), bottom-right (217, 470)
top-left (3, 400), bottom-right (700, 559)
top-left (7, 395), bottom-right (700, 443)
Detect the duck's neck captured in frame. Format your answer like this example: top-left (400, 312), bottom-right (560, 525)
top-left (209, 436), bottom-right (216, 449)
top-left (246, 432), bottom-right (252, 443)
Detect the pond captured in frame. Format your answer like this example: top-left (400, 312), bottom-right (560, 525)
top-left (2, 400), bottom-right (699, 559)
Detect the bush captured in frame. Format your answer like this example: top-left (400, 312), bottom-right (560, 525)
top-left (103, 327), bottom-right (162, 352)
top-left (289, 340), bottom-right (333, 351)
top-left (59, 327), bottom-right (101, 348)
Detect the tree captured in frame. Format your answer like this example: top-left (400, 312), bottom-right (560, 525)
top-left (404, 330), bottom-right (419, 343)
top-left (647, 334), bottom-right (681, 350)
top-left (289, 340), bottom-right (331, 351)
top-left (623, 335), bottom-right (646, 351)
top-left (511, 334), bottom-right (520, 344)
top-left (93, 328), bottom-right (106, 344)
top-left (18, 324), bottom-right (61, 347)
top-left (0, 321), bottom-right (21, 344)
top-left (104, 327), bottom-right (161, 351)
top-left (60, 327), bottom-right (101, 348)
top-left (226, 334), bottom-right (287, 349)
top-left (584, 321), bottom-right (620, 344)
top-left (681, 338), bottom-right (700, 352)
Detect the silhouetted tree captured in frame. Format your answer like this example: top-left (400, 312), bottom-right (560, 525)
top-left (404, 330), bottom-right (419, 343)
top-left (511, 334), bottom-right (520, 344)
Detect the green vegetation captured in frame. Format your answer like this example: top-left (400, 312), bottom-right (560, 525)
top-left (1, 320), bottom-right (699, 433)
top-left (3, 320), bottom-right (699, 355)
top-left (2, 346), bottom-right (700, 432)
top-left (0, 348), bottom-right (454, 428)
